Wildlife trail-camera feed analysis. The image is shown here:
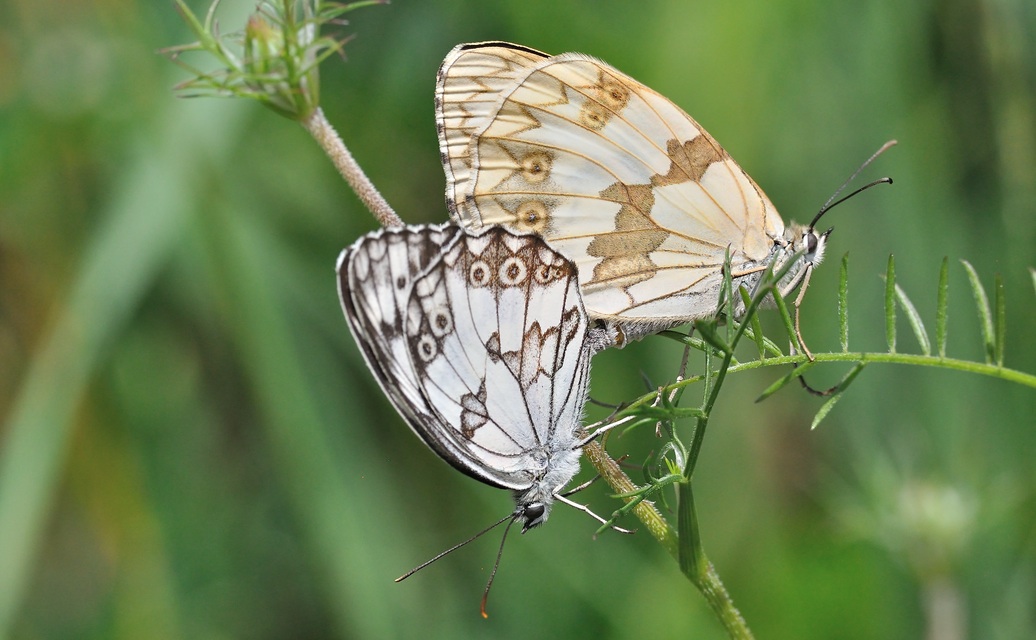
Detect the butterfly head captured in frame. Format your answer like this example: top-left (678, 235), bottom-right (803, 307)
top-left (771, 221), bottom-right (831, 296)
top-left (517, 501), bottom-right (551, 532)
top-left (513, 445), bottom-right (582, 532)
top-left (795, 223), bottom-right (832, 269)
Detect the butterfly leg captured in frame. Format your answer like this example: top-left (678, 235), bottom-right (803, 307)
top-left (655, 337), bottom-right (693, 436)
top-left (561, 475), bottom-right (603, 496)
top-left (792, 264), bottom-right (817, 361)
top-left (794, 366), bottom-right (842, 396)
top-left (579, 414), bottom-right (638, 446)
top-left (554, 493), bottom-right (634, 535)
top-left (789, 264), bottom-right (845, 394)
top-left (562, 454), bottom-right (632, 497)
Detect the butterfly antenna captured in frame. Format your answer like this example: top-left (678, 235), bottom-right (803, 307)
top-left (395, 512), bottom-right (513, 583)
top-left (480, 515), bottom-right (520, 618)
top-left (587, 396), bottom-right (623, 410)
top-left (809, 139), bottom-right (897, 228)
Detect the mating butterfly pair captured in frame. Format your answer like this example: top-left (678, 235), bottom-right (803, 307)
top-left (338, 42), bottom-right (825, 534)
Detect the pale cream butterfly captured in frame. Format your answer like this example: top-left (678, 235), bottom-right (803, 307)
top-left (337, 223), bottom-right (615, 533)
top-left (435, 42), bottom-right (835, 346)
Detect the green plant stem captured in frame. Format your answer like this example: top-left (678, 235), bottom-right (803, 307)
top-left (300, 107), bottom-right (402, 227)
top-left (633, 351), bottom-right (1036, 402)
top-left (582, 442), bottom-right (752, 639)
top-left (581, 442), bottom-right (676, 557)
top-left (679, 482), bottom-right (754, 640)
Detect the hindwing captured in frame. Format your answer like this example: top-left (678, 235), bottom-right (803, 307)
top-left (338, 224), bottom-right (595, 492)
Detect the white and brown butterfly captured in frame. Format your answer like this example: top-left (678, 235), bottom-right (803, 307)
top-left (337, 223), bottom-right (614, 532)
top-left (435, 42), bottom-right (835, 346)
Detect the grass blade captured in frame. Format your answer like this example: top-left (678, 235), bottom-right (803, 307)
top-left (894, 283), bottom-right (930, 355)
top-left (885, 255), bottom-right (896, 353)
top-left (994, 273), bottom-right (1005, 367)
top-left (960, 259), bottom-right (995, 363)
top-left (0, 101), bottom-right (242, 635)
top-left (936, 257), bottom-right (949, 358)
top-left (839, 252), bottom-right (849, 352)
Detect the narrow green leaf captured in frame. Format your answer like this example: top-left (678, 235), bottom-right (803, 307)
top-left (811, 393), bottom-right (844, 430)
top-left (960, 259), bottom-right (995, 363)
top-left (740, 286), bottom-right (766, 359)
top-left (936, 257), bottom-right (949, 358)
top-left (885, 255), bottom-right (896, 353)
top-left (805, 362), bottom-right (867, 430)
top-left (694, 319), bottom-right (731, 355)
top-left (677, 481), bottom-right (700, 578)
top-left (756, 361), bottom-right (819, 402)
top-left (771, 288), bottom-right (799, 351)
top-left (759, 334), bottom-right (784, 357)
top-left (894, 283), bottom-right (930, 355)
top-left (994, 273), bottom-right (1005, 367)
top-left (721, 250), bottom-right (735, 343)
top-left (839, 252), bottom-right (849, 352)
top-left (1030, 267), bottom-right (1035, 298)
top-left (834, 361), bottom-right (868, 393)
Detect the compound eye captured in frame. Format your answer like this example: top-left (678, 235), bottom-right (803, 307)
top-left (806, 231), bottom-right (818, 255)
top-left (523, 503), bottom-right (546, 527)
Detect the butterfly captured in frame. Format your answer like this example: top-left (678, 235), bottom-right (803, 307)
top-left (337, 223), bottom-right (615, 532)
top-left (435, 42), bottom-right (832, 346)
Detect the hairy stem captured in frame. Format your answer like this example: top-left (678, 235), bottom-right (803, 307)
top-left (301, 108), bottom-right (402, 227)
top-left (581, 441), bottom-right (677, 557)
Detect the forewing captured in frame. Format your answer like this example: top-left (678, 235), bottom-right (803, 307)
top-left (407, 227), bottom-right (591, 490)
top-left (436, 42), bottom-right (548, 215)
top-left (447, 47), bottom-right (785, 324)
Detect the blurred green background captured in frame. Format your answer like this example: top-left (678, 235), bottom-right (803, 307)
top-left (1, 0), bottom-right (1034, 638)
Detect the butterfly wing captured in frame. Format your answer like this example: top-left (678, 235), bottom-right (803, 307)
top-left (339, 224), bottom-right (592, 492)
top-left (436, 42), bottom-right (548, 215)
top-left (338, 224), bottom-right (461, 439)
top-left (405, 227), bottom-right (591, 490)
top-left (437, 44), bottom-right (787, 334)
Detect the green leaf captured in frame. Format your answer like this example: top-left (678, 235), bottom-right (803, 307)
top-left (771, 287), bottom-right (799, 351)
top-left (756, 360), bottom-right (819, 402)
top-left (809, 362), bottom-right (867, 429)
top-left (811, 393), bottom-right (844, 430)
top-left (839, 252), bottom-right (850, 352)
top-left (721, 249), bottom-right (735, 343)
top-left (694, 319), bottom-right (731, 355)
top-left (740, 286), bottom-right (766, 359)
top-left (677, 481), bottom-right (701, 577)
top-left (885, 255), bottom-right (896, 353)
top-left (742, 327), bottom-right (785, 358)
top-left (960, 259), bottom-right (995, 363)
top-left (936, 257), bottom-right (949, 358)
top-left (894, 283), bottom-right (930, 355)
